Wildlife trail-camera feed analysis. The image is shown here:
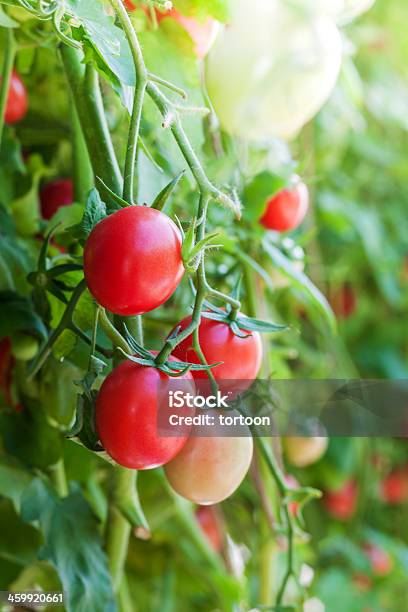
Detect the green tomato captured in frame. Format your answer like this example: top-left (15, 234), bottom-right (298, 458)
top-left (206, 0), bottom-right (342, 141)
top-left (11, 333), bottom-right (39, 361)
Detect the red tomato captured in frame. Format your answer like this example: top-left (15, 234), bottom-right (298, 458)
top-left (5, 71), bottom-right (28, 125)
top-left (331, 284), bottom-right (357, 319)
top-left (323, 479), bottom-right (358, 521)
top-left (165, 424), bottom-right (253, 504)
top-left (126, 2), bottom-right (218, 58)
top-left (96, 356), bottom-right (195, 469)
top-left (363, 543), bottom-right (393, 577)
top-left (40, 179), bottom-right (74, 220)
top-left (156, 8), bottom-right (219, 59)
top-left (380, 470), bottom-right (408, 505)
top-left (259, 181), bottom-right (309, 232)
top-left (195, 505), bottom-right (224, 552)
top-left (171, 314), bottom-right (263, 392)
top-left (84, 206), bottom-right (184, 316)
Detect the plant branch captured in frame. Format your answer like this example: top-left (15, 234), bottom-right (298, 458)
top-left (0, 28), bottom-right (17, 148)
top-left (60, 45), bottom-right (122, 195)
top-left (109, 0), bottom-right (148, 203)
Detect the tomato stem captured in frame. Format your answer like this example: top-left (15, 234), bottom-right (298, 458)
top-left (99, 310), bottom-right (132, 354)
top-left (49, 459), bottom-right (69, 497)
top-left (71, 102), bottom-right (94, 203)
top-left (0, 28), bottom-right (17, 148)
top-left (110, 0), bottom-right (148, 204)
top-left (60, 46), bottom-right (122, 195)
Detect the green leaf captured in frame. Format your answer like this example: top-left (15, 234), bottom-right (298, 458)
top-left (70, 289), bottom-right (94, 333)
top-left (66, 0), bottom-right (135, 87)
top-left (152, 171), bottom-right (185, 211)
top-left (0, 237), bottom-right (34, 293)
top-left (96, 176), bottom-right (128, 210)
top-left (236, 314), bottom-right (287, 334)
top-left (0, 291), bottom-right (47, 340)
top-left (70, 188), bottom-right (107, 241)
top-left (0, 405), bottom-right (63, 470)
top-left (263, 240), bottom-right (337, 333)
top-left (0, 456), bottom-right (32, 511)
top-left (0, 499), bottom-right (42, 566)
top-left (40, 358), bottom-right (83, 428)
top-left (21, 479), bottom-right (116, 612)
top-left (0, 7), bottom-right (19, 28)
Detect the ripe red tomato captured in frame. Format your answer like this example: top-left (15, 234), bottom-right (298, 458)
top-left (84, 206), bottom-right (184, 316)
top-left (96, 356), bottom-right (195, 469)
top-left (40, 179), bottom-right (74, 220)
top-left (195, 505), bottom-right (224, 552)
top-left (259, 181), bottom-right (309, 232)
top-left (165, 425), bottom-right (253, 504)
top-left (331, 284), bottom-right (357, 319)
top-left (363, 543), bottom-right (393, 577)
top-left (380, 470), bottom-right (408, 505)
top-left (171, 314), bottom-right (262, 392)
top-left (5, 71), bottom-right (28, 124)
top-left (323, 479), bottom-right (358, 520)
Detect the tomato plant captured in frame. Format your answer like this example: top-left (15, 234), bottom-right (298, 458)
top-left (0, 1), bottom-right (407, 611)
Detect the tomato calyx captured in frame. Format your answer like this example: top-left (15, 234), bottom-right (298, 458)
top-left (201, 299), bottom-right (287, 339)
top-left (28, 226), bottom-right (83, 303)
top-left (118, 330), bottom-right (221, 378)
top-left (181, 217), bottom-right (221, 274)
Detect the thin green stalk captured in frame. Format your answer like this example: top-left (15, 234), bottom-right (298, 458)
top-left (109, 0), bottom-right (148, 203)
top-left (106, 486), bottom-right (132, 593)
top-left (71, 102), bottom-right (94, 202)
top-left (99, 309), bottom-right (132, 353)
top-left (49, 459), bottom-right (69, 497)
top-left (0, 28), bottom-right (17, 147)
top-left (28, 279), bottom-right (88, 379)
top-left (60, 45), bottom-right (122, 194)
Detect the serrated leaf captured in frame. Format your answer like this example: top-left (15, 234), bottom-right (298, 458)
top-left (21, 479), bottom-right (116, 612)
top-left (236, 315), bottom-right (287, 334)
top-left (263, 239), bottom-right (337, 333)
top-left (0, 291), bottom-right (47, 339)
top-left (72, 289), bottom-right (96, 331)
top-left (96, 176), bottom-right (128, 210)
top-left (51, 329), bottom-right (77, 360)
top-left (40, 358), bottom-right (82, 427)
top-left (70, 188), bottom-right (107, 241)
top-left (152, 171), bottom-right (185, 211)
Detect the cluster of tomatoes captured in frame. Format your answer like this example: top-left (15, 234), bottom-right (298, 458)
top-left (82, 203), bottom-right (263, 504)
